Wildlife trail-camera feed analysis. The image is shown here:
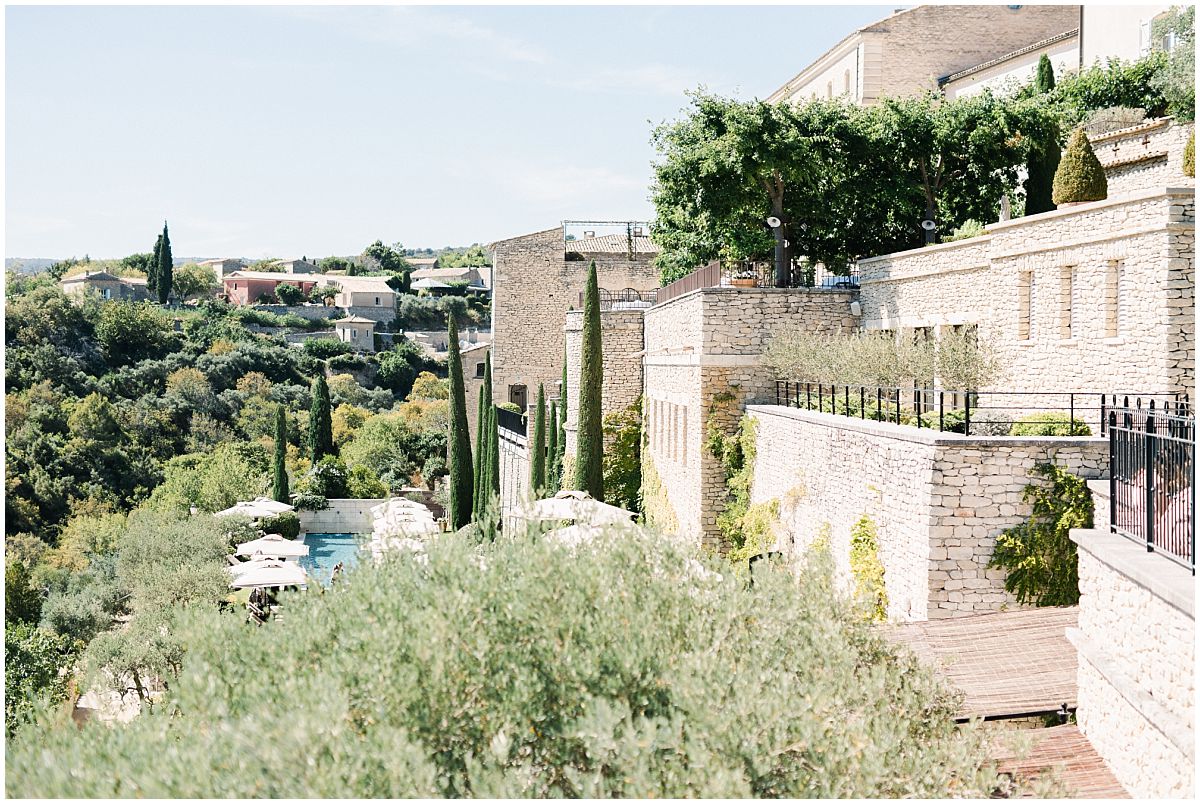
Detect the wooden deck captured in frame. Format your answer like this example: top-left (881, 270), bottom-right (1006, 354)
top-left (993, 725), bottom-right (1128, 798)
top-left (888, 607), bottom-right (1079, 720)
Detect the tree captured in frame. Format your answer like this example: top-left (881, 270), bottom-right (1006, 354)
top-left (1151, 5), bottom-right (1195, 122)
top-left (1024, 55), bottom-right (1061, 216)
top-left (148, 234), bottom-right (163, 299)
top-left (473, 377), bottom-right (488, 518)
top-left (309, 375), bottom-right (335, 464)
top-left (573, 262), bottom-right (604, 499)
top-left (272, 404), bottom-right (289, 504)
top-left (546, 402), bottom-right (560, 496)
top-left (172, 263), bottom-right (218, 302)
top-left (446, 316), bottom-right (474, 529)
top-left (156, 221), bottom-right (173, 304)
top-left (363, 241), bottom-right (412, 293)
top-left (6, 623), bottom-right (76, 735)
top-left (5, 560), bottom-right (43, 625)
top-left (486, 398), bottom-right (500, 502)
top-left (529, 384), bottom-right (546, 496)
top-left (275, 282), bottom-right (307, 306)
top-left (1052, 128), bottom-right (1108, 204)
top-left (94, 301), bottom-right (175, 365)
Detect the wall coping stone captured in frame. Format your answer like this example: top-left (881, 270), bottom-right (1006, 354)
top-left (747, 404), bottom-right (1106, 449)
top-left (1070, 527), bottom-right (1195, 619)
top-left (648, 285), bottom-right (857, 314)
top-left (1086, 115), bottom-right (1173, 146)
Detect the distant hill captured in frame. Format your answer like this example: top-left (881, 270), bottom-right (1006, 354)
top-left (6, 258), bottom-right (61, 274)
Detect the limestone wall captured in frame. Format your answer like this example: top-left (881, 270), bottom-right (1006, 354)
top-left (297, 498), bottom-right (387, 534)
top-left (1068, 529), bottom-right (1194, 798)
top-left (859, 187), bottom-right (1195, 398)
top-left (497, 426), bottom-right (529, 521)
top-left (562, 309), bottom-right (646, 457)
top-left (746, 405), bottom-right (1106, 621)
top-left (1091, 118), bottom-right (1195, 198)
top-left (253, 304), bottom-right (339, 320)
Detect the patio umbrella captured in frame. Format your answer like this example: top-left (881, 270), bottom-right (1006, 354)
top-left (513, 494), bottom-right (635, 525)
top-left (235, 533), bottom-right (310, 558)
top-left (229, 560), bottom-right (309, 589)
top-left (215, 498), bottom-right (291, 519)
top-left (228, 556), bottom-right (300, 578)
top-left (375, 518), bottom-right (439, 538)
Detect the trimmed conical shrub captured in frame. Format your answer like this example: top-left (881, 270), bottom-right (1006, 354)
top-left (1052, 128), bottom-right (1108, 205)
top-left (1024, 55), bottom-right (1060, 216)
top-left (530, 384), bottom-right (546, 495)
top-left (272, 404), bottom-right (289, 504)
top-left (447, 316), bottom-right (474, 529)
top-left (308, 375), bottom-right (334, 464)
top-left (574, 261), bottom-right (604, 500)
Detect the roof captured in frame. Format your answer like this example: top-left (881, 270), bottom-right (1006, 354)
top-left (198, 257), bottom-right (243, 266)
top-left (486, 226), bottom-right (562, 250)
top-left (271, 258), bottom-right (315, 266)
top-left (334, 315), bottom-right (377, 325)
top-left (411, 278), bottom-right (452, 289)
top-left (61, 271), bottom-right (123, 283)
top-left (321, 275), bottom-right (396, 292)
top-left (411, 266), bottom-right (480, 280)
top-left (407, 257), bottom-right (439, 266)
top-left (224, 271), bottom-right (320, 282)
top-left (122, 276), bottom-right (148, 285)
top-left (564, 233), bottom-right (658, 254)
top-left (940, 28), bottom-right (1079, 85)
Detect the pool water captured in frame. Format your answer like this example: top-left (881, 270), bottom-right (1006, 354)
top-left (300, 532), bottom-right (363, 586)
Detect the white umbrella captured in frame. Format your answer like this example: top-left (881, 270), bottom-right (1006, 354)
top-left (376, 518), bottom-right (439, 538)
top-left (370, 498), bottom-right (427, 517)
top-left (235, 533), bottom-right (309, 558)
top-left (228, 556), bottom-right (295, 578)
top-left (215, 497), bottom-right (292, 519)
top-left (513, 494), bottom-right (635, 525)
top-left (229, 560), bottom-right (308, 589)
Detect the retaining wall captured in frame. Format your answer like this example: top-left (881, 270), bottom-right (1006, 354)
top-left (297, 498), bottom-right (386, 534)
top-left (746, 405), bottom-right (1107, 621)
top-left (562, 308), bottom-right (646, 457)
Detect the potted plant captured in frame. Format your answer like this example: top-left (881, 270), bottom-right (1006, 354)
top-left (730, 269), bottom-right (758, 288)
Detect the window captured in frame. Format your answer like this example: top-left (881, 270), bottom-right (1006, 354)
top-left (475, 362), bottom-right (485, 378)
top-left (826, 81), bottom-right (833, 99)
top-left (351, 329), bottom-right (358, 338)
top-left (844, 69), bottom-right (852, 96)
top-left (375, 296), bottom-right (380, 305)
top-left (1059, 266), bottom-right (1075, 339)
top-left (1105, 260), bottom-right (1122, 337)
top-left (1018, 271), bottom-right (1033, 340)
top-left (103, 287), bottom-right (112, 300)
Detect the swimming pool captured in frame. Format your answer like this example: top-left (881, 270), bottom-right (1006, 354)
top-left (300, 532), bottom-right (363, 586)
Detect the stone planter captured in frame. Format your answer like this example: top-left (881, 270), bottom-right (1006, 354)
top-left (731, 278), bottom-right (757, 288)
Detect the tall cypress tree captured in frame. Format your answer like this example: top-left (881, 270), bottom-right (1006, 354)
top-left (446, 316), bottom-right (474, 529)
top-left (529, 383), bottom-right (547, 495)
top-left (308, 375), bottom-right (334, 464)
top-left (574, 261), bottom-right (604, 499)
top-left (272, 404), bottom-right (290, 504)
top-left (473, 388), bottom-right (486, 518)
top-left (148, 233), bottom-right (163, 299)
top-left (546, 401), bottom-right (560, 496)
top-left (1024, 55), bottom-right (1060, 216)
top-left (487, 397), bottom-right (500, 500)
top-left (157, 221), bottom-right (174, 304)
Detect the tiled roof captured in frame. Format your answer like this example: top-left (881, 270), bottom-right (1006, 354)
top-left (321, 275), bottom-right (396, 292)
top-left (411, 266), bottom-right (478, 280)
top-left (224, 271), bottom-right (320, 282)
top-left (334, 315), bottom-right (377, 325)
top-left (61, 271), bottom-right (123, 283)
top-left (940, 28), bottom-right (1079, 84)
top-left (564, 234), bottom-right (658, 254)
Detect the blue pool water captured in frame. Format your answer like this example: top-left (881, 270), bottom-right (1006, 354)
top-left (300, 532), bottom-right (363, 586)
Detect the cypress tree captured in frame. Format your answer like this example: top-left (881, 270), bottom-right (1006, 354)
top-left (573, 261), bottom-right (604, 499)
top-left (308, 374), bottom-right (334, 464)
top-left (446, 316), bottom-right (474, 529)
top-left (148, 233), bottom-right (162, 299)
top-left (529, 383), bottom-right (547, 495)
top-left (488, 397), bottom-right (500, 499)
top-left (546, 401), bottom-right (560, 496)
top-left (272, 404), bottom-right (289, 503)
top-left (473, 388), bottom-right (486, 518)
top-left (157, 221), bottom-right (173, 304)
top-left (1024, 55), bottom-right (1060, 216)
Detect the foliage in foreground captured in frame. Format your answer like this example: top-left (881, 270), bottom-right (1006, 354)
top-left (990, 463), bottom-right (1093, 606)
top-left (5, 529), bottom-right (1022, 798)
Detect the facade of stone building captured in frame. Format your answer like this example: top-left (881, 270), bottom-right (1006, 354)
top-left (487, 226), bottom-right (659, 413)
top-left (940, 28), bottom-right (1079, 100)
top-left (60, 271), bottom-right (150, 302)
top-left (333, 316), bottom-right (376, 352)
top-left (767, 4), bottom-right (1080, 106)
top-left (460, 341), bottom-right (491, 447)
top-left (561, 308), bottom-right (646, 458)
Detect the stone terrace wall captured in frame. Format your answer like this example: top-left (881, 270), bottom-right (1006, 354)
top-left (746, 405), bottom-right (1106, 621)
top-left (1091, 118), bottom-right (1195, 198)
top-left (859, 187), bottom-right (1195, 399)
top-left (1068, 529), bottom-right (1194, 798)
top-left (562, 309), bottom-right (645, 457)
top-left (498, 427), bottom-right (529, 522)
top-left (298, 498), bottom-right (387, 534)
top-left (489, 228), bottom-right (659, 412)
top-left (642, 288), bottom-right (856, 548)
top-left (254, 304), bottom-right (339, 320)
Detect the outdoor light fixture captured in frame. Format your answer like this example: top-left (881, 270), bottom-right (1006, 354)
top-left (766, 216), bottom-right (782, 228)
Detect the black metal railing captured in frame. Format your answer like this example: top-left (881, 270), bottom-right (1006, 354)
top-left (1109, 401), bottom-right (1195, 572)
top-left (775, 381), bottom-right (1187, 437)
top-left (657, 259), bottom-right (859, 305)
top-left (495, 405), bottom-right (527, 437)
top-left (576, 287), bottom-right (659, 310)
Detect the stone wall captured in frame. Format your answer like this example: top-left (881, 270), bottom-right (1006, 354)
top-left (253, 304), bottom-right (339, 320)
top-left (1091, 118), bottom-right (1195, 198)
top-left (1067, 528), bottom-right (1194, 798)
top-left (489, 227), bottom-right (659, 415)
top-left (497, 425), bottom-right (529, 522)
top-left (859, 187), bottom-right (1195, 399)
top-left (344, 305), bottom-right (395, 325)
top-left (562, 309), bottom-right (646, 457)
top-left (297, 498), bottom-right (387, 534)
top-left (746, 405), bottom-right (1107, 621)
top-left (642, 287), bottom-right (857, 548)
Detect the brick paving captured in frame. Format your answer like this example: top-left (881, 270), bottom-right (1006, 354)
top-left (992, 725), bottom-right (1129, 798)
top-left (888, 606), bottom-right (1079, 720)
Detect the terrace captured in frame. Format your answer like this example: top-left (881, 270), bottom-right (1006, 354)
top-left (656, 258), bottom-right (860, 305)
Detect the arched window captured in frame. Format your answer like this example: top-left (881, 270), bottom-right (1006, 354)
top-left (844, 69), bottom-right (852, 96)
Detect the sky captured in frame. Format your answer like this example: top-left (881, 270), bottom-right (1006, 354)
top-left (5, 2), bottom-right (893, 259)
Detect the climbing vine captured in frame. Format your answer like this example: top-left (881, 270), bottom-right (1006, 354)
top-left (639, 455), bottom-right (678, 535)
top-left (708, 412), bottom-right (779, 560)
top-left (849, 514), bottom-right (889, 622)
top-left (989, 463), bottom-right (1092, 606)
top-left (602, 399), bottom-right (642, 513)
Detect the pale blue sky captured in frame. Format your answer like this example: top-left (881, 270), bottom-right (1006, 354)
top-left (5, 3), bottom-right (891, 259)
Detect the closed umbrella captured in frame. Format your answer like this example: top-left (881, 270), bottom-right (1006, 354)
top-left (236, 533), bottom-right (309, 558)
top-left (229, 560), bottom-right (308, 589)
top-left (513, 494), bottom-right (635, 525)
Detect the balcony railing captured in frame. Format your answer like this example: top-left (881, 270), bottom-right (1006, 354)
top-left (1109, 402), bottom-right (1195, 572)
top-left (495, 405), bottom-right (527, 438)
top-left (576, 287), bottom-right (659, 311)
top-left (656, 259), bottom-right (859, 305)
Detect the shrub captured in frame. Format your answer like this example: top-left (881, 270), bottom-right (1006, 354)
top-left (1082, 106), bottom-right (1146, 136)
top-left (1052, 128), bottom-right (1108, 205)
top-left (944, 219), bottom-right (986, 242)
top-left (303, 338), bottom-right (353, 360)
top-left (260, 512), bottom-right (301, 540)
top-left (275, 283), bottom-right (307, 306)
top-left (849, 514), bottom-right (888, 622)
top-left (305, 456), bottom-right (350, 499)
top-left (5, 623), bottom-right (77, 736)
top-left (1009, 412), bottom-right (1092, 437)
top-left (327, 353), bottom-right (367, 371)
top-left (496, 401), bottom-right (522, 414)
top-left (990, 463), bottom-right (1092, 606)
top-left (347, 465), bottom-right (388, 498)
top-left (4, 528), bottom-right (1026, 798)
top-left (290, 492), bottom-right (329, 512)
top-left (601, 400), bottom-right (642, 513)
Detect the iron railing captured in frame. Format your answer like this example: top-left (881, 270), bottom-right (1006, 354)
top-left (656, 259), bottom-right (859, 305)
top-left (576, 287), bottom-right (659, 310)
top-left (1109, 401), bottom-right (1195, 572)
top-left (775, 381), bottom-right (1187, 437)
top-left (495, 405), bottom-right (527, 437)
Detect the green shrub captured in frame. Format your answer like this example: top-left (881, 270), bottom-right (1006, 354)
top-left (989, 463), bottom-right (1092, 606)
top-left (290, 492), bottom-right (329, 512)
top-left (275, 283), bottom-right (307, 306)
top-left (327, 353), bottom-right (367, 371)
top-left (304, 456), bottom-right (350, 499)
top-left (303, 338), bottom-right (353, 360)
top-left (944, 219), bottom-right (986, 242)
top-left (496, 401), bottom-right (522, 414)
top-left (1008, 412), bottom-right (1092, 437)
top-left (347, 465), bottom-right (387, 498)
top-left (4, 528), bottom-right (1025, 797)
top-left (260, 512), bottom-right (301, 540)
top-left (849, 514), bottom-right (888, 622)
top-left (601, 400), bottom-right (642, 513)
top-left (1052, 128), bottom-right (1108, 204)
top-left (5, 623), bottom-right (77, 736)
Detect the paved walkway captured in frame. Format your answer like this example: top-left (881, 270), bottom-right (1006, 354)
top-left (993, 725), bottom-right (1128, 798)
top-left (888, 606), bottom-right (1079, 720)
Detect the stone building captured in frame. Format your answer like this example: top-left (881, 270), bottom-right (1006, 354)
top-left (60, 270), bottom-right (150, 302)
top-left (333, 315), bottom-right (376, 353)
top-left (486, 226), bottom-right (659, 412)
top-left (197, 257), bottom-right (245, 278)
top-left (940, 28), bottom-right (1080, 100)
top-left (562, 308), bottom-right (646, 458)
top-left (766, 4), bottom-right (1080, 106)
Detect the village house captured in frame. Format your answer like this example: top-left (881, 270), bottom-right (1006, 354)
top-left (410, 265), bottom-right (490, 296)
top-left (196, 257), bottom-right (245, 278)
top-left (222, 271), bottom-right (321, 305)
top-left (332, 315), bottom-right (376, 353)
top-left (271, 258), bottom-right (319, 274)
top-left (59, 270), bottom-right (150, 302)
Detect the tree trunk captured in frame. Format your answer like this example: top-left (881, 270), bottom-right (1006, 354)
top-left (769, 181), bottom-right (789, 287)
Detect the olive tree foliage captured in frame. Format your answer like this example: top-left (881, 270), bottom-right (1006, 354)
top-left (4, 527), bottom-right (1043, 798)
top-left (1151, 6), bottom-right (1195, 122)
